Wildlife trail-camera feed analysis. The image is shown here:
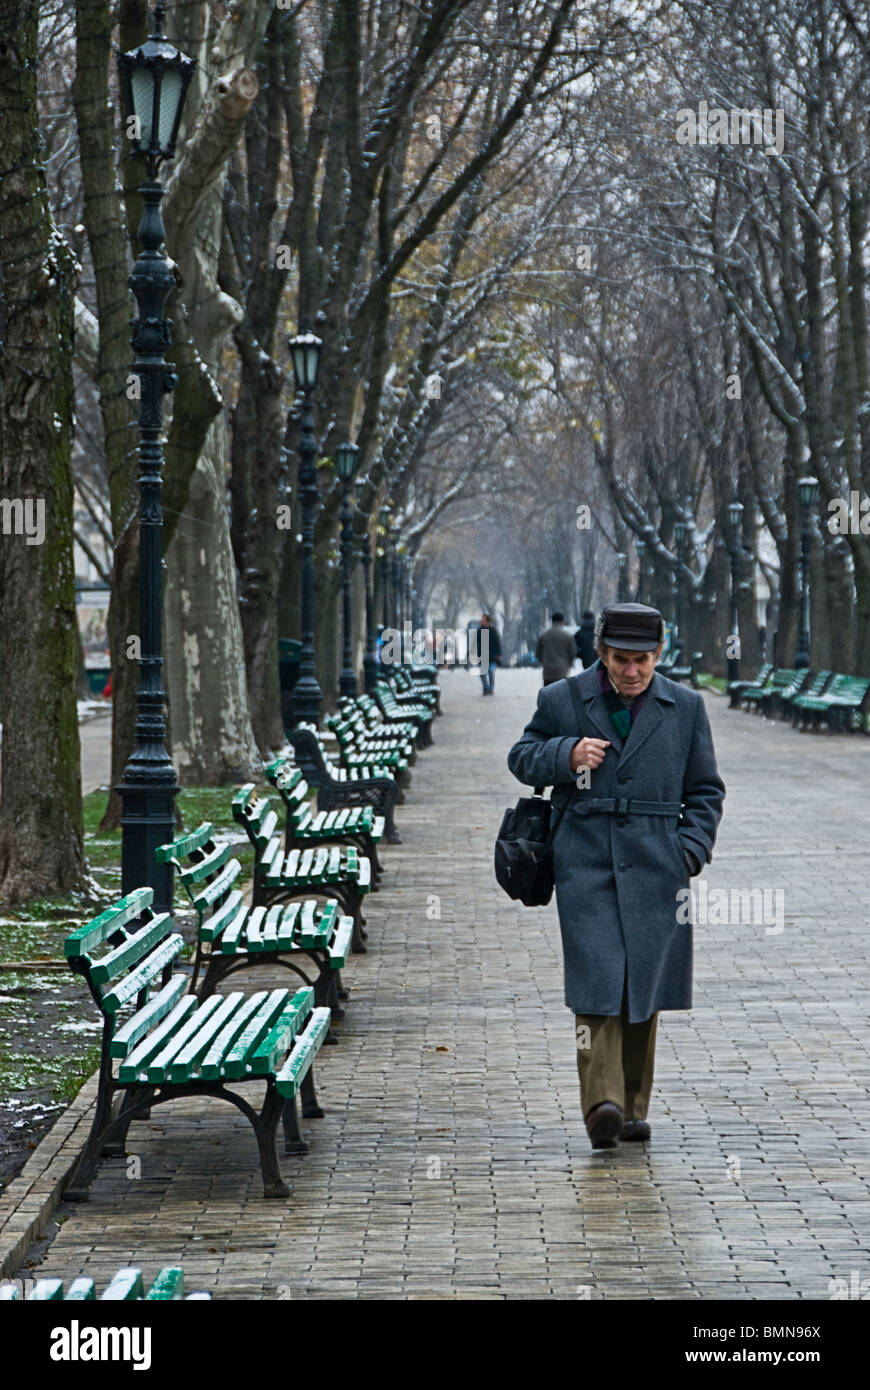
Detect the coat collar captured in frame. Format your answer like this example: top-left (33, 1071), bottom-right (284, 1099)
top-left (574, 663), bottom-right (675, 763)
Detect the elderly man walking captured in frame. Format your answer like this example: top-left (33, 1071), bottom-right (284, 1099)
top-left (535, 611), bottom-right (576, 685)
top-left (507, 603), bottom-right (725, 1149)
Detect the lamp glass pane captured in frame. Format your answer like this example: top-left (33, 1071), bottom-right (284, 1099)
top-left (305, 344), bottom-right (320, 388)
top-left (158, 67), bottom-right (183, 148)
top-left (130, 66), bottom-right (155, 147)
top-left (290, 344), bottom-right (304, 389)
top-left (798, 478), bottom-right (818, 506)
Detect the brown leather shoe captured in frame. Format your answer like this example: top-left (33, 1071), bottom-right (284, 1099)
top-left (585, 1101), bottom-right (624, 1149)
top-left (621, 1119), bottom-right (651, 1142)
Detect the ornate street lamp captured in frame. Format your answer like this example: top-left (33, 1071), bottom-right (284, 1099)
top-left (359, 513), bottom-right (380, 694)
top-left (336, 442), bottom-right (359, 697)
top-left (116, 3), bottom-right (195, 912)
top-left (616, 551), bottom-right (627, 603)
top-left (796, 475), bottom-right (819, 669)
top-left (673, 519), bottom-right (686, 655)
top-left (726, 499), bottom-right (744, 688)
top-left (635, 538), bottom-right (646, 604)
top-left (390, 525), bottom-right (402, 633)
top-left (287, 325), bottom-right (323, 724)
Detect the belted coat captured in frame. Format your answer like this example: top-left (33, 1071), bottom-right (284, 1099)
top-left (507, 663), bottom-right (725, 1022)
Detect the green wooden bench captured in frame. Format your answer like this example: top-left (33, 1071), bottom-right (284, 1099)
top-left (232, 785), bottom-right (371, 946)
top-left (728, 662), bottom-right (773, 709)
top-left (374, 680), bottom-right (435, 746)
top-left (0, 1267), bottom-right (210, 1300)
top-left (351, 692), bottom-right (420, 743)
top-left (62, 888), bottom-right (331, 1201)
top-left (744, 667), bottom-right (806, 714)
top-left (326, 711), bottom-right (414, 785)
top-left (792, 673), bottom-right (870, 731)
top-left (392, 667), bottom-right (441, 714)
top-left (778, 669), bottom-right (831, 719)
top-left (286, 724), bottom-right (403, 843)
top-left (264, 755), bottom-right (386, 887)
top-left (156, 822), bottom-right (354, 1014)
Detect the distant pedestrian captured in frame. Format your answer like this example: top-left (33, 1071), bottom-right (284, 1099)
top-left (574, 609), bottom-right (596, 668)
top-left (479, 613), bottom-right (502, 695)
top-left (535, 611), bottom-right (576, 686)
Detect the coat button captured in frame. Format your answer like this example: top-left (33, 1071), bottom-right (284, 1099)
top-left (618, 862), bottom-right (628, 872)
top-left (616, 771), bottom-right (628, 783)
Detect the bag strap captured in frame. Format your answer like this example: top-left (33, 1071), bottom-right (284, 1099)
top-left (542, 675), bottom-right (588, 848)
top-left (532, 675), bottom-right (589, 849)
top-left (566, 672), bottom-right (586, 727)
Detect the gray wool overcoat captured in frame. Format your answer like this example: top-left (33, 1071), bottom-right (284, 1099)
top-left (507, 663), bottom-right (725, 1022)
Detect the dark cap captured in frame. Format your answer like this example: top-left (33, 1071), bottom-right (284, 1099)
top-left (598, 603), bottom-right (664, 652)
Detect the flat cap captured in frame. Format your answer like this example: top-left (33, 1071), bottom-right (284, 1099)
top-left (598, 603), bottom-right (664, 652)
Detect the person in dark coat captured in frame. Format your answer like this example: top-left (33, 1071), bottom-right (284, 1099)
top-left (480, 613), bottom-right (502, 694)
top-left (536, 611), bottom-right (576, 685)
top-left (574, 609), bottom-right (596, 668)
top-left (507, 603), bottom-right (725, 1150)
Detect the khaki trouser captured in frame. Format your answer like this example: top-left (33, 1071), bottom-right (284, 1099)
top-left (575, 975), bottom-right (658, 1122)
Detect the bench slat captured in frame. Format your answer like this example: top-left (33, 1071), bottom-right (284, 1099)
top-left (220, 902), bottom-right (255, 952)
top-left (101, 1268), bottom-right (144, 1301)
top-left (145, 1268), bottom-right (185, 1300)
top-left (145, 995), bottom-right (226, 1083)
top-left (222, 989), bottom-right (291, 1078)
top-left (275, 1008), bottom-right (332, 1098)
top-left (118, 996), bottom-right (199, 1080)
top-left (89, 913), bottom-right (174, 986)
top-left (329, 915), bottom-right (354, 968)
top-left (101, 934), bottom-right (184, 1015)
top-left (155, 822), bottom-right (213, 864)
top-left (249, 986), bottom-right (313, 1076)
top-left (168, 993), bottom-right (248, 1081)
top-left (110, 975), bottom-right (189, 1058)
top-left (276, 902), bottom-right (302, 949)
top-left (64, 888), bottom-right (153, 959)
top-left (179, 839), bottom-right (232, 887)
top-left (199, 888), bottom-right (245, 943)
top-left (200, 992), bottom-right (270, 1080)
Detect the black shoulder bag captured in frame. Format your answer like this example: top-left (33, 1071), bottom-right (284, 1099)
top-left (494, 676), bottom-right (584, 906)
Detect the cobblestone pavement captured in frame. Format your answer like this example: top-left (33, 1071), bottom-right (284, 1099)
top-left (22, 670), bottom-right (870, 1299)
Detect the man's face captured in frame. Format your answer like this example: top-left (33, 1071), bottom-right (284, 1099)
top-left (598, 644), bottom-right (662, 697)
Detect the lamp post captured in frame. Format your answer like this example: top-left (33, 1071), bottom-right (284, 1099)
top-left (360, 517), bottom-right (380, 694)
top-left (336, 442), bottom-right (359, 697)
top-left (796, 475), bottom-right (819, 669)
top-left (287, 326), bottom-right (324, 724)
top-left (726, 499), bottom-right (743, 688)
top-left (391, 527), bottom-right (402, 633)
top-left (635, 538), bottom-right (645, 604)
top-left (616, 551), bottom-right (627, 603)
top-left (673, 520), bottom-right (686, 656)
top-left (378, 505), bottom-right (391, 632)
top-left (116, 2), bottom-right (194, 912)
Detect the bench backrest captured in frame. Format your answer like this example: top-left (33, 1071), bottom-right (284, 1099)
top-left (231, 785), bottom-right (281, 847)
top-left (828, 673), bottom-right (870, 699)
top-left (64, 889), bottom-right (187, 1049)
top-left (157, 822), bottom-right (247, 941)
top-left (264, 757), bottom-right (315, 827)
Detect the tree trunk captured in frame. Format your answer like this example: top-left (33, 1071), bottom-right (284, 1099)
top-left (73, 0), bottom-right (140, 830)
top-left (164, 421), bottom-right (260, 782)
top-left (0, 0), bottom-right (87, 903)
